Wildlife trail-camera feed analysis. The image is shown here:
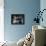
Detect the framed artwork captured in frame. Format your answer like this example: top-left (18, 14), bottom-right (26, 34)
top-left (11, 14), bottom-right (25, 25)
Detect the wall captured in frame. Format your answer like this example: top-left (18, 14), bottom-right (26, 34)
top-left (0, 0), bottom-right (4, 42)
top-left (40, 0), bottom-right (46, 27)
top-left (4, 0), bottom-right (40, 42)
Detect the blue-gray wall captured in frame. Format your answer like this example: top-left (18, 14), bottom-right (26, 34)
top-left (4, 0), bottom-right (40, 42)
top-left (40, 0), bottom-right (46, 27)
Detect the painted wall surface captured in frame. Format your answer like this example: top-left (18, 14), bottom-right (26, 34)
top-left (40, 0), bottom-right (46, 27)
top-left (4, 0), bottom-right (40, 42)
top-left (0, 0), bottom-right (4, 42)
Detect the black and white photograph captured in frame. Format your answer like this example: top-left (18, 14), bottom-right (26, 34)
top-left (11, 14), bottom-right (25, 25)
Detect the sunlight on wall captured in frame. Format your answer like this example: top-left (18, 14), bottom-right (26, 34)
top-left (0, 0), bottom-right (4, 42)
top-left (0, 8), bottom-right (4, 42)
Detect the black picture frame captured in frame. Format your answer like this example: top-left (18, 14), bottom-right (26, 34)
top-left (11, 14), bottom-right (25, 25)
